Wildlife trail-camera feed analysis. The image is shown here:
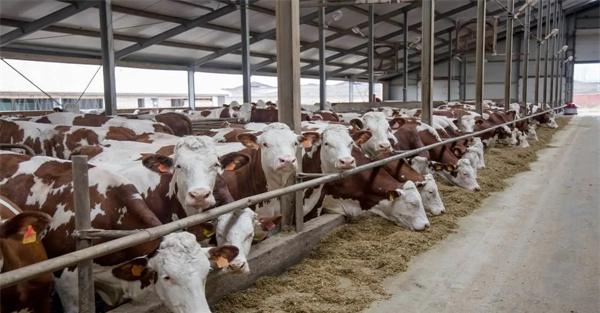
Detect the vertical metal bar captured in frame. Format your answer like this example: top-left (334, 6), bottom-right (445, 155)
top-left (522, 6), bottom-right (530, 107)
top-left (553, 8), bottom-right (560, 107)
top-left (515, 34), bottom-right (522, 104)
top-left (187, 66), bottom-right (195, 110)
top-left (461, 55), bottom-right (467, 101)
top-left (403, 12), bottom-right (408, 102)
top-left (368, 4), bottom-right (374, 103)
top-left (570, 15), bottom-right (576, 103)
top-left (421, 0), bottom-right (434, 125)
top-left (447, 31), bottom-right (452, 102)
top-left (276, 0), bottom-right (302, 231)
top-left (534, 0), bottom-right (543, 106)
top-left (543, 0), bottom-right (551, 108)
top-left (549, 0), bottom-right (558, 108)
top-left (318, 0), bottom-right (326, 110)
top-left (72, 156), bottom-right (95, 313)
top-left (475, 0), bottom-right (486, 114)
top-left (241, 0), bottom-right (252, 104)
top-left (99, 0), bottom-right (116, 116)
top-left (349, 78), bottom-right (354, 102)
top-left (504, 0), bottom-right (515, 110)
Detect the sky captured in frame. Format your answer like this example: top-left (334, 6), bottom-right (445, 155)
top-left (0, 59), bottom-right (346, 95)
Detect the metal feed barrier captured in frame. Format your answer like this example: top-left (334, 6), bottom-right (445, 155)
top-left (0, 106), bottom-right (564, 312)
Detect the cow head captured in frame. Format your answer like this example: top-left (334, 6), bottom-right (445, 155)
top-left (462, 146), bottom-right (482, 174)
top-left (445, 158), bottom-right (481, 191)
top-left (415, 174), bottom-right (445, 215)
top-left (372, 181), bottom-right (429, 231)
top-left (409, 156), bottom-right (431, 175)
top-left (215, 208), bottom-right (258, 274)
top-left (142, 136), bottom-right (223, 214)
top-left (457, 114), bottom-right (476, 133)
top-left (351, 112), bottom-right (396, 158)
top-left (0, 211), bottom-right (52, 271)
top-left (319, 125), bottom-right (371, 172)
top-left (527, 124), bottom-right (539, 141)
top-left (112, 232), bottom-right (238, 313)
top-left (238, 103), bottom-right (252, 122)
top-left (238, 123), bottom-right (308, 188)
top-left (515, 129), bottom-right (530, 148)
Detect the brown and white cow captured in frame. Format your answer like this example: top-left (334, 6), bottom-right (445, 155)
top-left (0, 152), bottom-right (238, 313)
top-left (1, 195), bottom-right (53, 313)
top-left (31, 112), bottom-right (174, 135)
top-left (0, 119), bottom-right (181, 159)
top-left (300, 125), bottom-right (430, 230)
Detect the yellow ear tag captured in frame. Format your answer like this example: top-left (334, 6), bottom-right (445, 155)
top-left (22, 225), bottom-right (37, 244)
top-left (131, 264), bottom-right (144, 277)
top-left (202, 228), bottom-right (215, 238)
top-left (215, 256), bottom-right (230, 269)
top-left (388, 193), bottom-right (394, 202)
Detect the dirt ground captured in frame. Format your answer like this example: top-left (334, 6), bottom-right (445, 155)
top-left (213, 118), bottom-right (569, 313)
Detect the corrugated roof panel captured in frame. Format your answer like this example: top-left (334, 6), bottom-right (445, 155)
top-left (170, 27), bottom-right (241, 48)
top-left (0, 0), bottom-right (67, 20)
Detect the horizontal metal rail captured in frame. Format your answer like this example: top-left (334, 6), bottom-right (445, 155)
top-left (0, 143), bottom-right (36, 156)
top-left (0, 106), bottom-right (564, 288)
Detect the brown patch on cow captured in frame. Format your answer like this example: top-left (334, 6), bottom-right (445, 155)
top-left (201, 111), bottom-right (212, 117)
top-left (71, 145), bottom-right (104, 159)
top-left (155, 112), bottom-right (192, 136)
top-left (106, 126), bottom-right (139, 141)
top-left (155, 145), bottom-right (175, 156)
top-left (65, 128), bottom-right (100, 151)
top-left (152, 123), bottom-right (174, 135)
top-left (73, 114), bottom-right (111, 127)
top-left (35, 116), bottom-right (51, 124)
top-left (0, 120), bottom-right (25, 147)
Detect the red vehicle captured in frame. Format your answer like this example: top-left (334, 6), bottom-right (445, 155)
top-left (564, 102), bottom-right (578, 115)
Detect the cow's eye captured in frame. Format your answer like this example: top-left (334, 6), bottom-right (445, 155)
top-left (324, 142), bottom-right (329, 146)
top-left (163, 275), bottom-right (171, 281)
top-left (294, 142), bottom-right (298, 146)
top-left (262, 143), bottom-right (268, 148)
top-left (214, 163), bottom-right (220, 168)
top-left (175, 165), bottom-right (181, 169)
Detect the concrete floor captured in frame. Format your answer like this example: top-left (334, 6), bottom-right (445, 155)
top-left (363, 115), bottom-right (600, 313)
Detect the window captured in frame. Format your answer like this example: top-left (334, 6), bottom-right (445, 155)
top-left (61, 98), bottom-right (103, 110)
top-left (151, 98), bottom-right (159, 107)
top-left (171, 98), bottom-right (185, 107)
top-left (138, 98), bottom-right (145, 108)
top-left (0, 98), bottom-right (13, 111)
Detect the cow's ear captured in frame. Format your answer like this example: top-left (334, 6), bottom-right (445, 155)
top-left (352, 130), bottom-right (372, 145)
top-left (142, 154), bottom-right (174, 174)
top-left (350, 118), bottom-right (364, 130)
top-left (452, 147), bottom-right (462, 157)
top-left (258, 215), bottom-right (282, 231)
top-left (444, 163), bottom-right (457, 172)
top-left (219, 153), bottom-right (250, 171)
top-left (300, 132), bottom-right (321, 149)
top-left (0, 211), bottom-right (51, 241)
top-left (389, 117), bottom-right (406, 130)
top-left (387, 190), bottom-right (402, 201)
top-left (186, 222), bottom-right (215, 242)
top-left (237, 133), bottom-right (259, 149)
top-left (428, 162), bottom-right (441, 171)
top-left (111, 257), bottom-right (156, 282)
top-left (208, 245), bottom-right (239, 270)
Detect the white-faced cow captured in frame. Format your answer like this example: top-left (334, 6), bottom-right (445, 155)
top-left (0, 151), bottom-right (238, 313)
top-left (301, 125), bottom-right (430, 230)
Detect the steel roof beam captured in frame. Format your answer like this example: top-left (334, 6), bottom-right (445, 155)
top-left (115, 4), bottom-right (237, 59)
top-left (0, 1), bottom-right (96, 47)
top-left (190, 6), bottom-right (339, 67)
top-left (302, 1), bottom-right (478, 73)
top-left (0, 18), bottom-right (363, 71)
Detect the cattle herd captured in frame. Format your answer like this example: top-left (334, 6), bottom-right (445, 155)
top-left (0, 100), bottom-right (559, 313)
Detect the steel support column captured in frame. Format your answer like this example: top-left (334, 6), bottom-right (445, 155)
top-left (549, 0), bottom-right (558, 108)
top-left (534, 0), bottom-right (544, 106)
top-left (421, 0), bottom-right (435, 125)
top-left (515, 34), bottom-right (522, 103)
top-left (461, 56), bottom-right (467, 101)
top-left (276, 0), bottom-right (302, 231)
top-left (522, 6), bottom-right (530, 107)
top-left (447, 31), bottom-right (453, 102)
top-left (403, 12), bottom-right (408, 102)
top-left (318, 0), bottom-right (327, 110)
top-left (543, 0), bottom-right (552, 108)
top-left (241, 0), bottom-right (252, 104)
top-left (349, 78), bottom-right (354, 102)
top-left (99, 0), bottom-right (117, 116)
top-left (368, 4), bottom-right (375, 103)
top-left (475, 0), bottom-right (486, 114)
top-left (504, 0), bottom-right (515, 110)
top-left (187, 66), bottom-right (195, 110)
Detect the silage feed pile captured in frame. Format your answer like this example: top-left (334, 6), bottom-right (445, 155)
top-left (213, 117), bottom-right (569, 313)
